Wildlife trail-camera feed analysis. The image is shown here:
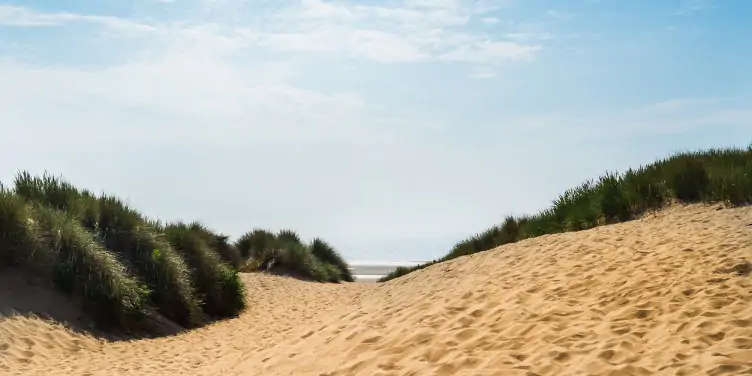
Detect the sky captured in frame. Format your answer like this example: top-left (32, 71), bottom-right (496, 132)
top-left (1, 0), bottom-right (751, 263)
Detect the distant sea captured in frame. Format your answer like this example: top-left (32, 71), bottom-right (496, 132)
top-left (348, 261), bottom-right (425, 283)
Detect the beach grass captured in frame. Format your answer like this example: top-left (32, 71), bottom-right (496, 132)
top-left (379, 146), bottom-right (752, 282)
top-left (235, 229), bottom-right (353, 283)
top-left (1, 172), bottom-right (352, 333)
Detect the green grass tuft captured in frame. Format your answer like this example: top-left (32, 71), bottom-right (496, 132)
top-left (276, 229), bottom-right (303, 245)
top-left (234, 229), bottom-right (353, 282)
top-left (310, 238), bottom-right (354, 282)
top-left (187, 222), bottom-right (243, 269)
top-left (163, 222), bottom-right (245, 317)
top-left (32, 205), bottom-right (151, 327)
top-left (234, 229), bottom-right (276, 261)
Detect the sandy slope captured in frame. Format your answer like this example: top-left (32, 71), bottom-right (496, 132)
top-left (2, 204), bottom-right (751, 376)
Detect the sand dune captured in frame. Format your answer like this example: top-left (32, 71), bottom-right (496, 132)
top-left (2, 204), bottom-right (751, 375)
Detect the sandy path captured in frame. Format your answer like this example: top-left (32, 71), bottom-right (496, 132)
top-left (2, 204), bottom-right (751, 375)
top-left (2, 274), bottom-right (370, 375)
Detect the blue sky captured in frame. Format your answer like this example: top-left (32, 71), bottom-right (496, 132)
top-left (1, 0), bottom-right (751, 262)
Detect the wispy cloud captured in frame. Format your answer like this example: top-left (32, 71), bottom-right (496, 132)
top-left (0, 4), bottom-right (155, 34)
top-left (1, 2), bottom-right (542, 71)
top-left (470, 66), bottom-right (499, 79)
top-left (634, 98), bottom-right (722, 114)
top-left (439, 41), bottom-right (540, 64)
top-left (261, 0), bottom-right (540, 67)
top-left (546, 9), bottom-right (575, 20)
top-left (671, 0), bottom-right (713, 16)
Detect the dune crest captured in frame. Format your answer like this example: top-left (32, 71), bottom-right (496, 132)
top-left (3, 204), bottom-right (751, 375)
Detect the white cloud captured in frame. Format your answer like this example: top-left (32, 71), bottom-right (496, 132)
top-left (440, 41), bottom-right (540, 64)
top-left (546, 9), bottom-right (575, 20)
top-left (348, 29), bottom-right (429, 62)
top-left (1, 54), bottom-right (366, 145)
top-left (481, 17), bottom-right (499, 24)
top-left (261, 0), bottom-right (539, 67)
top-left (255, 28), bottom-right (428, 62)
top-left (504, 31), bottom-right (554, 42)
top-left (470, 66), bottom-right (499, 79)
top-left (0, 5), bottom-right (62, 26)
top-left (0, 4), bottom-right (155, 35)
top-left (635, 98), bottom-right (721, 113)
top-left (297, 0), bottom-right (355, 20)
top-left (671, 0), bottom-right (713, 15)
top-left (0, 2), bottom-right (543, 74)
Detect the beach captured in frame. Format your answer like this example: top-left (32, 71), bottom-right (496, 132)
top-left (2, 204), bottom-right (751, 375)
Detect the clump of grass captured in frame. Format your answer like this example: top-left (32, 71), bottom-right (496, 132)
top-left (32, 205), bottom-right (150, 327)
top-left (276, 241), bottom-right (332, 282)
top-left (277, 229), bottom-right (303, 245)
top-left (235, 229), bottom-right (352, 282)
top-left (97, 197), bottom-right (202, 326)
top-left (0, 188), bottom-right (54, 270)
top-left (0, 187), bottom-right (149, 328)
top-left (163, 222), bottom-right (245, 317)
top-left (310, 238), bottom-right (354, 282)
top-left (380, 146), bottom-right (752, 282)
top-left (187, 222), bottom-right (242, 269)
top-left (263, 230), bottom-right (332, 282)
top-left (13, 173), bottom-right (202, 327)
top-left (669, 157), bottom-right (710, 201)
top-left (235, 229), bottom-right (276, 261)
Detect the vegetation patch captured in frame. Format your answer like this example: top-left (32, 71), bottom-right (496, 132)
top-left (1, 172), bottom-right (352, 335)
top-left (380, 146), bottom-right (752, 282)
top-left (235, 229), bottom-right (352, 282)
top-left (162, 223), bottom-right (245, 318)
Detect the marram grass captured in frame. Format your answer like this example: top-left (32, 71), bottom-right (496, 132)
top-left (13, 173), bottom-right (202, 327)
top-left (234, 229), bottom-right (352, 283)
top-left (1, 171), bottom-right (353, 333)
top-left (380, 146), bottom-right (752, 282)
top-left (0, 188), bottom-right (149, 327)
top-left (163, 222), bottom-right (245, 317)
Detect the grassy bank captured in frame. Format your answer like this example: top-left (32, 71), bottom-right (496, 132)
top-left (380, 146), bottom-right (752, 282)
top-left (0, 172), bottom-right (353, 333)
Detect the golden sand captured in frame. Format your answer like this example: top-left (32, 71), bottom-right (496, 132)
top-left (2, 204), bottom-right (751, 375)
